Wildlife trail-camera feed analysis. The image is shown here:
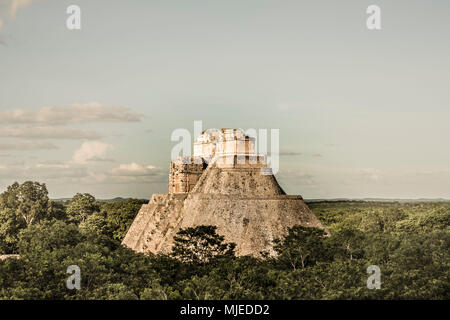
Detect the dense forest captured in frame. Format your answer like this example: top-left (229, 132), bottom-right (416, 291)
top-left (0, 181), bottom-right (448, 300)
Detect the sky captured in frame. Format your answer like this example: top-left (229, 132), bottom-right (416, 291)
top-left (0, 0), bottom-right (449, 199)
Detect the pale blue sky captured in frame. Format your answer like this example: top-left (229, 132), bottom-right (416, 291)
top-left (0, 0), bottom-right (449, 199)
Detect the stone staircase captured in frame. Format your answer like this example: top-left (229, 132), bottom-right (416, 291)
top-left (122, 193), bottom-right (187, 253)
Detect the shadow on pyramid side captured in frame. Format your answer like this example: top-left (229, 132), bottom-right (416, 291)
top-left (122, 129), bottom-right (328, 257)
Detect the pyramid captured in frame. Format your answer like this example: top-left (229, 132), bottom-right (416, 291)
top-left (122, 129), bottom-right (327, 256)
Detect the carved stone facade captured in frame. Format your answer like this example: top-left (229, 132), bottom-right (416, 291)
top-left (193, 128), bottom-right (256, 161)
top-left (169, 157), bottom-right (206, 193)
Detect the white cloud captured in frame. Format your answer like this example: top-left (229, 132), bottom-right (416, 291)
top-left (357, 168), bottom-right (380, 182)
top-left (0, 140), bottom-right (57, 150)
top-left (0, 126), bottom-right (101, 140)
top-left (0, 102), bottom-right (143, 125)
top-left (0, 0), bottom-right (36, 18)
top-left (0, 0), bottom-right (42, 43)
top-left (0, 103), bottom-right (141, 155)
top-left (0, 162), bottom-right (88, 180)
top-left (109, 163), bottom-right (158, 176)
top-left (81, 173), bottom-right (166, 185)
top-left (8, 0), bottom-right (34, 18)
top-left (279, 149), bottom-right (302, 156)
top-left (276, 169), bottom-right (316, 186)
top-left (72, 141), bottom-right (112, 164)
top-left (31, 162), bottom-right (166, 186)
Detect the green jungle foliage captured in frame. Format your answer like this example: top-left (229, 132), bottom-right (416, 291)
top-left (0, 181), bottom-right (449, 300)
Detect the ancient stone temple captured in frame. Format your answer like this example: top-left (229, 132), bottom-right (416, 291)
top-left (122, 129), bottom-right (327, 256)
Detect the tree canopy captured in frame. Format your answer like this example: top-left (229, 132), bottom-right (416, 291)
top-left (0, 182), bottom-right (448, 300)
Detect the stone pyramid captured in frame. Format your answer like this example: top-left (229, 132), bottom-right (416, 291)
top-left (122, 129), bottom-right (327, 256)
